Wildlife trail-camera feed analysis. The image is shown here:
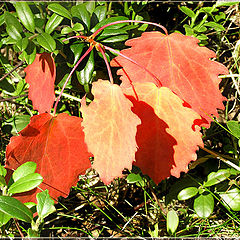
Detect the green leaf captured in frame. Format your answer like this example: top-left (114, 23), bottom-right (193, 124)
top-left (204, 169), bottom-right (231, 187)
top-left (25, 202), bottom-right (37, 210)
top-left (16, 37), bottom-right (29, 52)
top-left (48, 3), bottom-right (72, 20)
top-left (216, 1), bottom-right (239, 7)
top-left (219, 188), bottom-right (240, 211)
top-left (199, 7), bottom-right (218, 14)
top-left (6, 25), bottom-right (22, 41)
top-left (35, 18), bottom-right (45, 30)
top-left (70, 43), bottom-right (85, 65)
top-left (167, 210), bottom-right (179, 235)
top-left (126, 173), bottom-right (145, 187)
top-left (2, 37), bottom-right (17, 45)
top-left (204, 22), bottom-right (225, 31)
top-left (0, 165), bottom-right (7, 178)
top-left (45, 13), bottom-right (64, 34)
top-left (13, 162), bottom-right (37, 182)
top-left (19, 40), bottom-right (36, 65)
top-left (8, 173), bottom-right (43, 194)
top-left (194, 193), bottom-right (214, 218)
top-left (76, 50), bottom-right (94, 85)
top-left (13, 115), bottom-right (31, 134)
top-left (4, 12), bottom-right (23, 33)
top-left (0, 196), bottom-right (33, 223)
top-left (84, 2), bottom-right (95, 14)
top-left (61, 26), bottom-right (73, 34)
top-left (37, 32), bottom-right (56, 52)
top-left (193, 24), bottom-right (207, 32)
top-left (92, 5), bottom-right (107, 24)
top-left (127, 173), bottom-right (143, 183)
top-left (183, 24), bottom-right (194, 36)
top-left (180, 6), bottom-right (195, 18)
top-left (215, 12), bottom-right (226, 22)
top-left (72, 23), bottom-right (84, 32)
top-left (15, 2), bottom-right (35, 33)
top-left (71, 4), bottom-right (91, 31)
top-left (0, 211), bottom-right (11, 227)
top-left (0, 176), bottom-right (7, 187)
top-left (227, 120), bottom-right (240, 138)
top-left (97, 28), bottom-right (127, 39)
top-left (196, 34), bottom-right (208, 41)
top-left (177, 187), bottom-right (198, 200)
top-left (101, 34), bottom-right (128, 43)
top-left (0, 14), bottom-right (4, 26)
top-left (37, 190), bottom-right (56, 219)
top-left (91, 16), bottom-right (129, 33)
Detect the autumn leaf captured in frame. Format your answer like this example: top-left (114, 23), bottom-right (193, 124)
top-left (6, 113), bottom-right (91, 203)
top-left (111, 32), bottom-right (228, 125)
top-left (24, 53), bottom-right (56, 113)
top-left (124, 82), bottom-right (203, 183)
top-left (81, 80), bottom-right (141, 184)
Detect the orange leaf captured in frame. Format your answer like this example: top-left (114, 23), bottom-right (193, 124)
top-left (81, 80), bottom-right (141, 184)
top-left (111, 32), bottom-right (228, 125)
top-left (124, 82), bottom-right (203, 183)
top-left (6, 113), bottom-right (91, 203)
top-left (24, 53), bottom-right (56, 113)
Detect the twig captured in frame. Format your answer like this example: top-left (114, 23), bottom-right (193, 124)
top-left (200, 146), bottom-right (240, 171)
top-left (0, 61), bottom-right (24, 82)
top-left (229, 70), bottom-right (240, 96)
top-left (151, 188), bottom-right (167, 215)
top-left (0, 94), bottom-right (28, 102)
top-left (13, 219), bottom-right (24, 238)
top-left (55, 91), bottom-right (82, 102)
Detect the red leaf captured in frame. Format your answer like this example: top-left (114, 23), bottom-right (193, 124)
top-left (6, 113), bottom-right (91, 203)
top-left (124, 82), bottom-right (203, 183)
top-left (111, 32), bottom-right (228, 125)
top-left (24, 53), bottom-right (56, 113)
top-left (81, 80), bottom-right (141, 184)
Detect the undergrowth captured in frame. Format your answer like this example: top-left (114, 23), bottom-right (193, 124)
top-left (0, 1), bottom-right (240, 237)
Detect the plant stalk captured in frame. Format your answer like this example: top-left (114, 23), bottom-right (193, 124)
top-left (98, 45), bottom-right (114, 84)
top-left (103, 45), bottom-right (162, 87)
top-left (53, 46), bottom-right (93, 116)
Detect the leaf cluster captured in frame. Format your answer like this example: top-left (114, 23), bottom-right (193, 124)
top-left (0, 162), bottom-right (55, 237)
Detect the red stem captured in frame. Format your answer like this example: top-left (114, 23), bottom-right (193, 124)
top-left (98, 45), bottom-right (114, 84)
top-left (103, 45), bottom-right (162, 87)
top-left (53, 46), bottom-right (93, 116)
top-left (91, 20), bottom-right (168, 38)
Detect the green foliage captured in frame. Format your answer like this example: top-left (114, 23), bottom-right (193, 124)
top-left (167, 210), bottom-right (179, 235)
top-left (1, 1), bottom-right (240, 238)
top-left (0, 162), bottom-right (55, 237)
top-left (179, 2), bottom-right (232, 45)
top-left (177, 168), bottom-right (240, 218)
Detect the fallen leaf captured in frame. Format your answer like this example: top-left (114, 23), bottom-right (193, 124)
top-left (6, 113), bottom-right (91, 203)
top-left (124, 82), bottom-right (203, 183)
top-left (24, 53), bottom-right (56, 113)
top-left (111, 32), bottom-right (228, 125)
top-left (81, 80), bottom-right (141, 184)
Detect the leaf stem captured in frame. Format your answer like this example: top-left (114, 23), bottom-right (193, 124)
top-left (98, 45), bottom-right (114, 84)
top-left (53, 46), bottom-right (93, 116)
top-left (103, 45), bottom-right (162, 87)
top-left (91, 20), bottom-right (168, 39)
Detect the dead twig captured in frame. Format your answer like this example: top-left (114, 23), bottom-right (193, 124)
top-left (0, 61), bottom-right (24, 82)
top-left (0, 94), bottom-right (28, 102)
